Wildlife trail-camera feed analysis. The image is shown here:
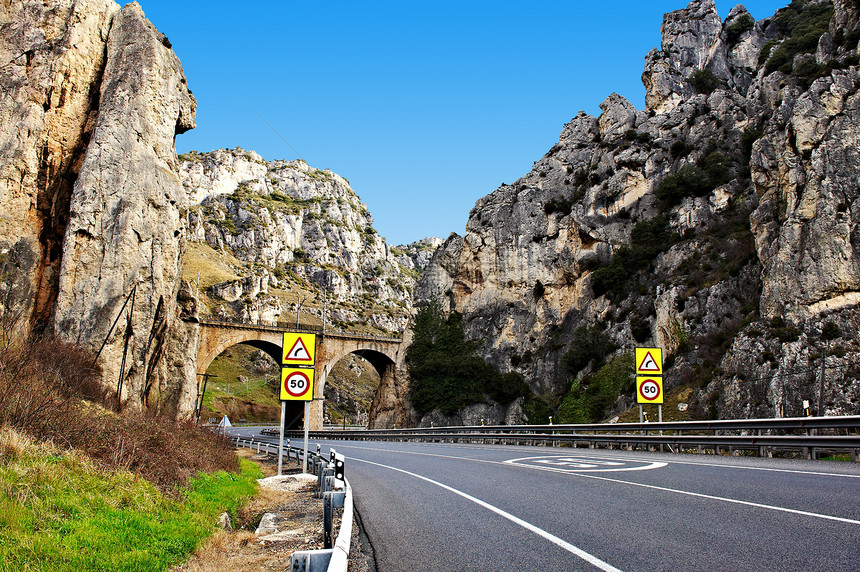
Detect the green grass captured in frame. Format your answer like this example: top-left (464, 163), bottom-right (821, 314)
top-left (0, 439), bottom-right (261, 571)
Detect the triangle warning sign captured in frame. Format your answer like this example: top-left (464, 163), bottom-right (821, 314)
top-left (287, 337), bottom-right (312, 362)
top-left (638, 351), bottom-right (660, 372)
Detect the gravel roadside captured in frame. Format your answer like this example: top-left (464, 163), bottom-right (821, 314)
top-left (173, 448), bottom-right (374, 571)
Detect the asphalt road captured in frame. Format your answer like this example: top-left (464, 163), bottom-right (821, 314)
top-left (230, 428), bottom-right (860, 571)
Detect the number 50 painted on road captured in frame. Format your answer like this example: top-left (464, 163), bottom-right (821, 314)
top-left (280, 368), bottom-right (315, 401)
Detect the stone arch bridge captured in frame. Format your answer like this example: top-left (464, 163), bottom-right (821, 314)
top-left (194, 319), bottom-right (402, 429)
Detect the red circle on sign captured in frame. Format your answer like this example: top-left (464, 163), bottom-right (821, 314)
top-left (639, 379), bottom-right (661, 401)
top-left (284, 371), bottom-right (311, 397)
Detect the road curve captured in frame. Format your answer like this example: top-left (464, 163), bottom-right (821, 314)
top-left (230, 428), bottom-right (860, 571)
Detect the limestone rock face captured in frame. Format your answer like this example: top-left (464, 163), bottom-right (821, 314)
top-left (374, 0), bottom-right (860, 426)
top-left (393, 237), bottom-right (444, 273)
top-left (0, 0), bottom-right (119, 331)
top-left (0, 0), bottom-right (200, 414)
top-left (643, 0), bottom-right (727, 114)
top-left (751, 70), bottom-right (860, 319)
top-left (51, 2), bottom-right (197, 412)
top-left (179, 148), bottom-right (419, 334)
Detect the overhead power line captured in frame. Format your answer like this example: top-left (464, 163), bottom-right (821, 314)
top-left (255, 111), bottom-right (306, 163)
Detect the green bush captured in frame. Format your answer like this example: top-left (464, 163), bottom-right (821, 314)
top-left (725, 13), bottom-right (755, 45)
top-left (557, 380), bottom-right (589, 423)
top-left (558, 353), bottom-right (635, 423)
top-left (688, 69), bottom-right (725, 94)
top-left (655, 152), bottom-right (732, 207)
top-left (741, 126), bottom-right (763, 163)
top-left (670, 140), bottom-right (694, 158)
top-left (759, 40), bottom-right (780, 66)
top-left (821, 321), bottom-right (841, 342)
top-left (764, 1), bottom-right (833, 75)
top-left (407, 298), bottom-right (527, 414)
top-left (522, 394), bottom-right (554, 424)
top-left (590, 216), bottom-right (671, 299)
top-left (562, 323), bottom-right (612, 375)
top-left (544, 197), bottom-right (574, 216)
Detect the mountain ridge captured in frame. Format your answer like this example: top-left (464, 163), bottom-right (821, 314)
top-left (370, 0), bottom-right (860, 427)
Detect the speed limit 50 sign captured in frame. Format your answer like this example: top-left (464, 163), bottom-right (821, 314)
top-left (636, 376), bottom-right (664, 404)
top-left (280, 368), bottom-right (315, 401)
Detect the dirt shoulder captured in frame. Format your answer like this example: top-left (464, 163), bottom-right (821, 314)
top-left (173, 448), bottom-right (373, 571)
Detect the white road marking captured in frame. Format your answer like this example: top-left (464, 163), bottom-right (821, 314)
top-left (338, 444), bottom-right (665, 472)
top-left (327, 439), bottom-right (860, 479)
top-left (351, 456), bottom-right (623, 572)
top-left (606, 454), bottom-right (860, 479)
top-left (332, 442), bottom-right (860, 525)
top-left (506, 455), bottom-right (667, 472)
top-left (567, 471), bottom-right (860, 526)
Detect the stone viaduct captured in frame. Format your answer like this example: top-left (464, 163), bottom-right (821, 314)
top-left (193, 319), bottom-right (402, 429)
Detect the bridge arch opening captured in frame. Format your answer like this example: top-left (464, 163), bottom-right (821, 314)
top-left (322, 348), bottom-right (395, 427)
top-left (199, 341), bottom-right (284, 425)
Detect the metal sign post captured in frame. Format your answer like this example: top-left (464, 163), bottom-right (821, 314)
top-left (278, 401), bottom-right (286, 476)
top-left (280, 331), bottom-right (318, 475)
top-left (303, 401), bottom-right (310, 474)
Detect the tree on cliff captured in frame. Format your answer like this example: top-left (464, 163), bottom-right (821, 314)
top-left (407, 298), bottom-right (527, 415)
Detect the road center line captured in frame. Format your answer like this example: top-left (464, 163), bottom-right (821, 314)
top-left (350, 456), bottom-right (623, 572)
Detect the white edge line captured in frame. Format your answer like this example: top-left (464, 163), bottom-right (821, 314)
top-left (351, 456), bottom-right (623, 572)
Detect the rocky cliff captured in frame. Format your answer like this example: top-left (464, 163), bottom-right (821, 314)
top-left (178, 148), bottom-right (428, 335)
top-left (1, 0), bottom-right (198, 413)
top-left (373, 0), bottom-right (860, 427)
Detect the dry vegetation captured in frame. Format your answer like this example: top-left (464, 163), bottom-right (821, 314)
top-left (0, 322), bottom-right (237, 491)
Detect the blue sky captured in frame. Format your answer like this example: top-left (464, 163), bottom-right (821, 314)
top-left (139, 1), bottom-right (789, 246)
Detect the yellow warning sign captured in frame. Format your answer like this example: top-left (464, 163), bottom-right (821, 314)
top-left (636, 376), bottom-right (664, 404)
top-left (635, 347), bottom-right (663, 375)
top-left (280, 368), bottom-right (315, 401)
top-left (282, 332), bottom-right (316, 366)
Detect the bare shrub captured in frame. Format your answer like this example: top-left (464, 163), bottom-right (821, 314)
top-left (0, 335), bottom-right (106, 441)
top-left (71, 410), bottom-right (239, 492)
top-left (0, 327), bottom-right (237, 492)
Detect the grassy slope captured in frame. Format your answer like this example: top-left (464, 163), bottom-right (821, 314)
top-left (0, 429), bottom-right (261, 571)
top-left (617, 385), bottom-right (695, 423)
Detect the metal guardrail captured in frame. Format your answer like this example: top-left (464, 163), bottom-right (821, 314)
top-left (230, 437), bottom-right (353, 571)
top-left (264, 415), bottom-right (860, 461)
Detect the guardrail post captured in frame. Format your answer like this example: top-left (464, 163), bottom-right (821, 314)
top-left (316, 461), bottom-right (326, 497)
top-left (323, 491), bottom-right (334, 549)
top-left (289, 549), bottom-right (333, 571)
